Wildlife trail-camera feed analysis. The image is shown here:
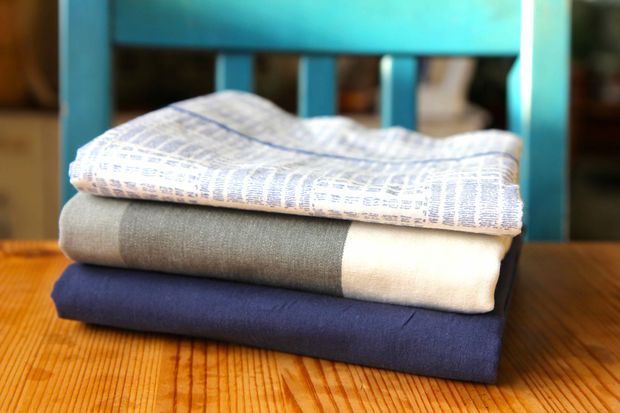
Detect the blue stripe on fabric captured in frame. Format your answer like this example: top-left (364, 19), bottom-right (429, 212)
top-left (169, 105), bottom-right (519, 165)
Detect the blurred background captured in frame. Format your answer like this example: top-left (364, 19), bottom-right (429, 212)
top-left (0, 0), bottom-right (619, 240)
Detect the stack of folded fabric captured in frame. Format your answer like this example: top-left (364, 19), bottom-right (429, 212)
top-left (52, 91), bottom-right (523, 383)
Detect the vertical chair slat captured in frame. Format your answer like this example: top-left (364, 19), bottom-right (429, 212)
top-left (380, 55), bottom-right (417, 129)
top-left (215, 53), bottom-right (254, 92)
top-left (507, 57), bottom-right (527, 237)
top-left (60, 0), bottom-right (112, 204)
top-left (507, 58), bottom-right (522, 137)
top-left (298, 55), bottom-right (337, 117)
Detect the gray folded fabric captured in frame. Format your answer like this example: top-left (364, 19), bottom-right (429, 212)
top-left (60, 193), bottom-right (511, 313)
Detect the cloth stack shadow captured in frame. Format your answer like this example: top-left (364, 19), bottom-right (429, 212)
top-left (53, 91), bottom-right (524, 383)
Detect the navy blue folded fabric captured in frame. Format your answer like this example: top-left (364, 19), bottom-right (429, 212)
top-left (52, 236), bottom-right (522, 383)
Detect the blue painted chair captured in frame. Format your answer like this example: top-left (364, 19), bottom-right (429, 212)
top-left (60, 0), bottom-right (570, 240)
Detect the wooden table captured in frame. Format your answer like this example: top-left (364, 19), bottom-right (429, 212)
top-left (0, 241), bottom-right (618, 412)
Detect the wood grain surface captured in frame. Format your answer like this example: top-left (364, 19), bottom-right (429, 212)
top-left (0, 241), bottom-right (618, 412)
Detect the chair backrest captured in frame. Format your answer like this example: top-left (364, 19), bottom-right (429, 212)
top-left (60, 0), bottom-right (570, 240)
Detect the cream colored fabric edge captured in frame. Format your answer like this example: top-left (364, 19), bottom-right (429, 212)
top-left (341, 222), bottom-right (512, 313)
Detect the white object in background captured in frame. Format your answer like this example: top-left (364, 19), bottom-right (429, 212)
top-left (419, 58), bottom-right (476, 120)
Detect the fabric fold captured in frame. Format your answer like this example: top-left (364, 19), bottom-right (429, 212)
top-left (52, 236), bottom-right (522, 383)
top-left (68, 91), bottom-right (523, 236)
top-left (60, 192), bottom-right (512, 313)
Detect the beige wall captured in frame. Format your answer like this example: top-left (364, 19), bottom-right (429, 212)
top-left (0, 111), bottom-right (59, 239)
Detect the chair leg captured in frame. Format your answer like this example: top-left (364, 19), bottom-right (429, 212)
top-left (60, 0), bottom-right (112, 204)
top-left (517, 0), bottom-right (570, 240)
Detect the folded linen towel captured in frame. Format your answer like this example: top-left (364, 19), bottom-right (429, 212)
top-left (69, 91), bottom-right (523, 236)
top-left (60, 192), bottom-right (511, 313)
top-left (52, 236), bottom-right (522, 383)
